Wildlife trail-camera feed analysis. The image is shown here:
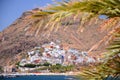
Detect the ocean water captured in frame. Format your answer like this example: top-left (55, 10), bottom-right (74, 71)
top-left (0, 75), bottom-right (79, 80)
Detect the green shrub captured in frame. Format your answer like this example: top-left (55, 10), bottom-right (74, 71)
top-left (43, 62), bottom-right (51, 66)
top-left (24, 64), bottom-right (36, 68)
top-left (0, 66), bottom-right (3, 73)
top-left (16, 62), bottom-right (20, 66)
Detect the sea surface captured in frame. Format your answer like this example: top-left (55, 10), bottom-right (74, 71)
top-left (0, 75), bottom-right (79, 80)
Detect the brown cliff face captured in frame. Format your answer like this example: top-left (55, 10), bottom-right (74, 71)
top-left (0, 9), bottom-right (109, 66)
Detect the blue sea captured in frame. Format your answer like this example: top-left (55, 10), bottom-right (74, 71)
top-left (0, 75), bottom-right (79, 80)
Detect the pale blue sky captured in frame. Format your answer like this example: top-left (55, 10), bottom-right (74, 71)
top-left (0, 0), bottom-right (61, 31)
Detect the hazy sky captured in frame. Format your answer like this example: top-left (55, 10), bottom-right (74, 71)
top-left (0, 0), bottom-right (61, 31)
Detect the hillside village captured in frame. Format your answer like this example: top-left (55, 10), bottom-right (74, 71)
top-left (16, 41), bottom-right (99, 72)
top-left (0, 6), bottom-right (108, 74)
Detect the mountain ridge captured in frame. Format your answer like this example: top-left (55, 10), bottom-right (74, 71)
top-left (0, 8), bottom-right (108, 67)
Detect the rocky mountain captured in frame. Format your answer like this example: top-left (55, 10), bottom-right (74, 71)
top-left (0, 8), bottom-right (109, 67)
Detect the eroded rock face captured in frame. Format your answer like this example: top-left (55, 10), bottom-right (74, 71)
top-left (0, 9), bottom-right (108, 66)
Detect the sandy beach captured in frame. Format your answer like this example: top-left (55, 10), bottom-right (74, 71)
top-left (0, 72), bottom-right (80, 76)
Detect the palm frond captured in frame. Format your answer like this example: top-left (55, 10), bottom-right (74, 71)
top-left (30, 0), bottom-right (120, 36)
